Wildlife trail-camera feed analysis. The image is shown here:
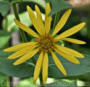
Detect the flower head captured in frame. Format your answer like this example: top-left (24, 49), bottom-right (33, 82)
top-left (4, 3), bottom-right (86, 83)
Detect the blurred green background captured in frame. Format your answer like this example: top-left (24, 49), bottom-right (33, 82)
top-left (0, 0), bottom-right (90, 87)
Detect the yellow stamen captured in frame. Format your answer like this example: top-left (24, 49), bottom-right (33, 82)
top-left (37, 35), bottom-right (54, 52)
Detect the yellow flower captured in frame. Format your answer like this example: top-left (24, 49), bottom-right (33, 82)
top-left (4, 3), bottom-right (86, 83)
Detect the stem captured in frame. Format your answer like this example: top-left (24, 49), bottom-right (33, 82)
top-left (53, 11), bottom-right (60, 29)
top-left (12, 3), bottom-right (27, 42)
top-left (87, 12), bottom-right (90, 39)
top-left (4, 15), bottom-right (8, 31)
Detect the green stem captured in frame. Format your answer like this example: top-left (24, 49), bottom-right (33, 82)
top-left (53, 11), bottom-right (60, 29)
top-left (12, 3), bottom-right (27, 42)
top-left (4, 15), bottom-right (8, 31)
top-left (87, 12), bottom-right (90, 39)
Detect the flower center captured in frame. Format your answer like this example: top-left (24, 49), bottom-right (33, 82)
top-left (37, 35), bottom-right (54, 52)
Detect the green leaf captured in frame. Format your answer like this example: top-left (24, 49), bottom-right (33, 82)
top-left (0, 1), bottom-right (11, 16)
top-left (0, 73), bottom-right (7, 85)
top-left (0, 30), bottom-right (11, 48)
top-left (0, 50), bottom-right (34, 78)
top-left (12, 0), bottom-right (45, 8)
top-left (46, 0), bottom-right (72, 16)
top-left (0, 73), bottom-right (9, 87)
top-left (48, 47), bottom-right (90, 79)
top-left (43, 81), bottom-right (77, 87)
top-left (18, 1), bottom-right (45, 14)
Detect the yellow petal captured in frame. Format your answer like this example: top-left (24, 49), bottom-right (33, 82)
top-left (34, 52), bottom-right (43, 83)
top-left (35, 5), bottom-right (45, 35)
top-left (42, 53), bottom-right (48, 83)
top-left (27, 6), bottom-right (42, 35)
top-left (45, 3), bottom-right (51, 34)
top-left (55, 45), bottom-right (84, 58)
top-left (45, 3), bottom-right (51, 16)
top-left (54, 22), bottom-right (86, 41)
top-left (45, 16), bottom-right (52, 34)
top-left (54, 48), bottom-right (80, 64)
top-left (62, 38), bottom-right (86, 44)
top-left (52, 9), bottom-right (72, 36)
top-left (35, 5), bottom-right (42, 22)
top-left (14, 19), bottom-right (39, 38)
top-left (51, 51), bottom-right (67, 76)
top-left (8, 44), bottom-right (36, 59)
top-left (4, 42), bottom-right (35, 52)
top-left (13, 48), bottom-right (39, 65)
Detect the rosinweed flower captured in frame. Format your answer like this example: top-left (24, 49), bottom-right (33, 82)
top-left (4, 3), bottom-right (86, 83)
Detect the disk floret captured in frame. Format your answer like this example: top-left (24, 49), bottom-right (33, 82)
top-left (37, 34), bottom-right (54, 52)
